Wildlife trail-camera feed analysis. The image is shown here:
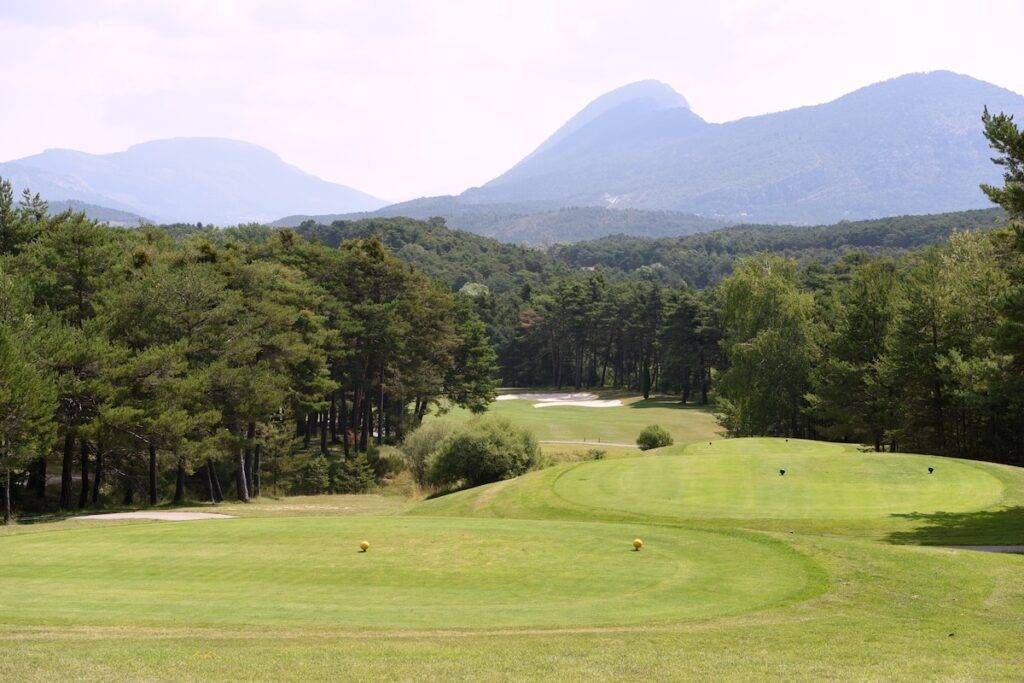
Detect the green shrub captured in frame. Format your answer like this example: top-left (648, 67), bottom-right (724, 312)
top-left (636, 425), bottom-right (673, 450)
top-left (584, 448), bottom-right (607, 460)
top-left (293, 455), bottom-right (330, 495)
top-left (329, 453), bottom-right (376, 494)
top-left (427, 416), bottom-right (539, 489)
top-left (402, 421), bottom-right (456, 486)
top-left (367, 445), bottom-right (406, 479)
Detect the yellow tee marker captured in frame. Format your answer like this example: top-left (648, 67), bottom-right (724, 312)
top-left (633, 538), bottom-right (644, 551)
top-left (360, 540), bottom-right (370, 552)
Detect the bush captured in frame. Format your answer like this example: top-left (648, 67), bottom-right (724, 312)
top-left (636, 425), bottom-right (673, 450)
top-left (584, 448), bottom-right (607, 461)
top-left (293, 455), bottom-right (330, 495)
top-left (402, 421), bottom-right (456, 486)
top-left (367, 445), bottom-right (406, 479)
top-left (329, 453), bottom-right (376, 494)
top-left (427, 416), bottom-right (539, 489)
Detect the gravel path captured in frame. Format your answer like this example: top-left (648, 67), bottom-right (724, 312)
top-left (73, 511), bottom-right (234, 521)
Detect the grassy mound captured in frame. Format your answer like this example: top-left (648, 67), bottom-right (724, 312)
top-left (555, 438), bottom-right (1005, 519)
top-left (416, 438), bottom-right (1024, 541)
top-left (0, 516), bottom-right (821, 630)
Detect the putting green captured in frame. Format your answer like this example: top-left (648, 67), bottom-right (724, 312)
top-left (553, 438), bottom-right (1006, 519)
top-left (0, 516), bottom-right (822, 630)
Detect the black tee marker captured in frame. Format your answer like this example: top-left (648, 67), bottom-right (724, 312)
top-left (928, 467), bottom-right (934, 474)
top-left (779, 469), bottom-right (786, 476)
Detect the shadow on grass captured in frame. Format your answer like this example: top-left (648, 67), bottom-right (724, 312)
top-left (886, 507), bottom-right (1024, 546)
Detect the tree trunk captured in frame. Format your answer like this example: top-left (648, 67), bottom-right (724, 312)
top-left (235, 447), bottom-right (250, 502)
top-left (359, 397), bottom-right (370, 452)
top-left (244, 422), bottom-right (256, 493)
top-left (377, 362), bottom-right (385, 446)
top-left (122, 478), bottom-right (134, 506)
top-left (91, 445), bottom-right (103, 505)
top-left (3, 470), bottom-right (11, 525)
top-left (33, 456), bottom-right (46, 499)
top-left (329, 395), bottom-right (338, 444)
top-left (208, 459), bottom-right (224, 502)
top-left (304, 413), bottom-right (314, 449)
top-left (339, 390), bottom-right (350, 458)
top-left (148, 443), bottom-right (158, 506)
top-left (320, 410), bottom-right (329, 455)
top-left (253, 444), bottom-right (262, 498)
top-left (204, 460), bottom-right (216, 502)
top-left (699, 352), bottom-right (709, 405)
top-left (173, 458), bottom-right (186, 504)
top-left (59, 432), bottom-right (74, 509)
top-left (78, 440), bottom-right (90, 509)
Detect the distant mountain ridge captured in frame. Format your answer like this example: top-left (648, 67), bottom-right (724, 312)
top-left (0, 138), bottom-right (386, 225)
top-left (460, 71), bottom-right (1024, 224)
top-left (271, 196), bottom-right (729, 244)
top-left (47, 200), bottom-right (148, 227)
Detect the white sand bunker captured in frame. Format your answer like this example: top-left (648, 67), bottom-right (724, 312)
top-left (497, 392), bottom-right (623, 408)
top-left (74, 511), bottom-right (234, 521)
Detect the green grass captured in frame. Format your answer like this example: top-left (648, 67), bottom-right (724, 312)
top-left (0, 517), bottom-right (821, 631)
top-left (431, 392), bottom-right (722, 446)
top-left (2, 423), bottom-right (1023, 679)
top-left (555, 438), bottom-right (1005, 519)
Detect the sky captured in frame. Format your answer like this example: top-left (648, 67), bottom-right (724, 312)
top-left (2, 0), bottom-right (1024, 202)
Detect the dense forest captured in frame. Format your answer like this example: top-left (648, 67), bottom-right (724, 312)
top-left (0, 191), bottom-right (497, 522)
top-left (550, 207), bottom-right (1007, 288)
top-left (2, 110), bottom-right (1023, 523)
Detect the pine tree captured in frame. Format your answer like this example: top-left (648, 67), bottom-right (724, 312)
top-left (0, 325), bottom-right (56, 524)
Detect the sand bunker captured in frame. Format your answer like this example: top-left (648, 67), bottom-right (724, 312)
top-left (74, 511), bottom-right (234, 522)
top-left (497, 392), bottom-right (623, 408)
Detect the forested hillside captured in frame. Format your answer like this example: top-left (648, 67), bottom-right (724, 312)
top-left (551, 208), bottom-right (1007, 287)
top-left (273, 198), bottom-right (728, 245)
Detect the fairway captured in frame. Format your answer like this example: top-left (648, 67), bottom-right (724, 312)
top-left (3, 437), bottom-right (1023, 680)
top-left (0, 516), bottom-right (820, 630)
top-left (432, 393), bottom-right (722, 445)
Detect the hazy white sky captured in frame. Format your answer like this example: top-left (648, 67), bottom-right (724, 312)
top-left (2, 0), bottom-right (1023, 201)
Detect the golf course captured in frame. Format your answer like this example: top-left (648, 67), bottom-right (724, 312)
top-left (1, 396), bottom-right (1022, 680)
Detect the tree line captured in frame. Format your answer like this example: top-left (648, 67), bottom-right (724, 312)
top-left (0, 189), bottom-right (497, 522)
top-left (2, 110), bottom-right (1022, 522)
top-left (494, 110), bottom-right (1024, 466)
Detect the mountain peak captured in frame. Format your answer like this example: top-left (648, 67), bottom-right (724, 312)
top-left (2, 137), bottom-right (386, 224)
top-left (529, 79), bottom-right (690, 158)
top-left (465, 70), bottom-right (1024, 223)
top-left (593, 79), bottom-right (690, 111)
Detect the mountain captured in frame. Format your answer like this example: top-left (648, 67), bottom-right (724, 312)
top-left (0, 138), bottom-right (386, 225)
top-left (272, 196), bottom-right (729, 245)
top-left (47, 200), bottom-right (148, 227)
top-left (461, 71), bottom-right (1024, 224)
